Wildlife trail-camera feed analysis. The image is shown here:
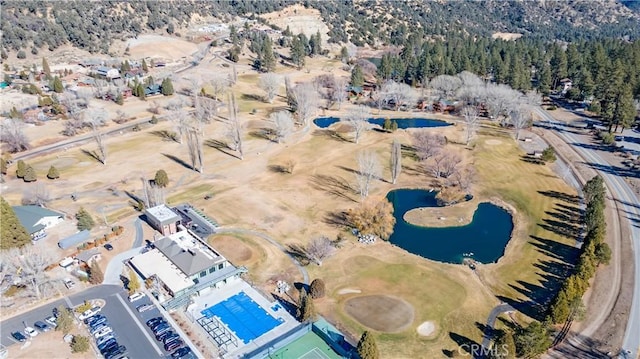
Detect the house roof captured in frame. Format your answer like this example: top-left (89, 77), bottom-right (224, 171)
top-left (145, 204), bottom-right (179, 224)
top-left (155, 231), bottom-right (225, 277)
top-left (58, 230), bottom-right (91, 249)
top-left (76, 248), bottom-right (100, 263)
top-left (12, 206), bottom-right (64, 234)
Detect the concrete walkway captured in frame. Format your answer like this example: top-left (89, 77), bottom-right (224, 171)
top-left (215, 227), bottom-right (310, 285)
top-left (102, 246), bottom-right (144, 285)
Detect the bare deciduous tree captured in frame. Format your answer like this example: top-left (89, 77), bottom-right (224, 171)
top-left (226, 93), bottom-right (244, 159)
top-left (439, 152), bottom-right (462, 178)
top-left (390, 139), bottom-right (402, 184)
top-left (259, 73), bottom-right (280, 104)
top-left (356, 150), bottom-right (381, 199)
top-left (7, 246), bottom-right (55, 300)
top-left (430, 75), bottom-right (462, 100)
top-left (412, 131), bottom-right (446, 161)
top-left (141, 178), bottom-right (166, 207)
top-left (462, 106), bottom-right (479, 145)
top-left (383, 80), bottom-right (416, 111)
top-left (333, 77), bottom-right (348, 110)
top-left (0, 118), bottom-right (30, 153)
top-left (185, 121), bottom-right (204, 173)
top-left (270, 111), bottom-right (294, 143)
top-left (87, 108), bottom-right (108, 164)
top-left (293, 82), bottom-right (319, 128)
top-left (167, 109), bottom-right (189, 144)
top-left (510, 107), bottom-right (531, 140)
top-left (371, 87), bottom-right (389, 114)
top-left (195, 97), bottom-right (218, 124)
top-left (345, 106), bottom-right (372, 144)
top-left (483, 84), bottom-right (520, 124)
top-left (208, 75), bottom-right (229, 102)
top-left (287, 236), bottom-right (335, 266)
top-left (22, 183), bottom-right (51, 207)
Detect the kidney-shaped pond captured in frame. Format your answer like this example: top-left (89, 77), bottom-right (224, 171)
top-left (314, 117), bottom-right (451, 129)
top-left (386, 189), bottom-right (514, 264)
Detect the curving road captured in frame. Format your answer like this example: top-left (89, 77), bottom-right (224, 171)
top-left (481, 303), bottom-right (515, 349)
top-left (214, 227), bottom-right (310, 285)
top-left (535, 108), bottom-right (640, 359)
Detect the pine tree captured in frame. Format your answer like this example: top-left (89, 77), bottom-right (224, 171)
top-left (357, 331), bottom-right (379, 359)
top-left (16, 160), bottom-right (26, 178)
top-left (490, 329), bottom-right (516, 359)
top-left (47, 165), bottom-right (60, 179)
top-left (0, 196), bottom-right (32, 250)
top-left (89, 261), bottom-right (104, 284)
top-left (154, 169), bottom-right (169, 188)
top-left (75, 207), bottom-right (95, 231)
top-left (351, 64), bottom-right (364, 87)
top-left (161, 78), bottom-right (174, 96)
top-left (115, 93), bottom-right (124, 105)
top-left (262, 37), bottom-right (276, 72)
top-left (55, 305), bottom-right (74, 335)
top-left (290, 36), bottom-right (306, 69)
top-left (548, 288), bottom-right (571, 323)
top-left (614, 84), bottom-right (636, 132)
top-left (141, 59), bottom-right (148, 72)
top-left (42, 57), bottom-right (51, 79)
top-left (128, 268), bottom-right (140, 294)
top-left (136, 83), bottom-right (146, 100)
top-left (23, 166), bottom-right (37, 182)
top-left (340, 46), bottom-right (349, 63)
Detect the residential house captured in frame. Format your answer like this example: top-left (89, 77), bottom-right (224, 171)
top-left (76, 248), bottom-right (101, 265)
top-left (94, 66), bottom-right (120, 80)
top-left (58, 230), bottom-right (91, 249)
top-left (13, 206), bottom-right (65, 241)
top-left (144, 84), bottom-right (162, 96)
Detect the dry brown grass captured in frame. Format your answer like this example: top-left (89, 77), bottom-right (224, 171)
top-left (344, 295), bottom-right (415, 333)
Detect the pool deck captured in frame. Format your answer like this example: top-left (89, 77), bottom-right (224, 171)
top-left (187, 278), bottom-right (300, 358)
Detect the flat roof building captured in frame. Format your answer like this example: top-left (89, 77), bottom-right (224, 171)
top-left (145, 204), bottom-right (180, 236)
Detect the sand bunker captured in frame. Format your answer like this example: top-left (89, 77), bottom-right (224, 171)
top-left (417, 321), bottom-right (436, 336)
top-left (338, 288), bottom-right (362, 295)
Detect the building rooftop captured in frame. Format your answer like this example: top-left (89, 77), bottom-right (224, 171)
top-left (146, 204), bottom-right (180, 223)
top-left (12, 205), bottom-right (64, 234)
top-left (155, 230), bottom-right (226, 277)
top-left (130, 249), bottom-right (194, 294)
top-left (76, 248), bottom-right (100, 263)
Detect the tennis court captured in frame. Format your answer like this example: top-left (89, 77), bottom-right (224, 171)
top-left (200, 291), bottom-right (284, 344)
top-left (269, 331), bottom-right (343, 359)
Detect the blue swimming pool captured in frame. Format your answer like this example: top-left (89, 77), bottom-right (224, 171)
top-left (313, 117), bottom-right (451, 129)
top-left (200, 291), bottom-right (284, 344)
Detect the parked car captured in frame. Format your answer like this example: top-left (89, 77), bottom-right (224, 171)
top-left (154, 325), bottom-right (171, 337)
top-left (171, 347), bottom-right (192, 359)
top-left (78, 306), bottom-right (102, 320)
top-left (98, 339), bottom-right (118, 352)
top-left (96, 334), bottom-right (115, 347)
top-left (165, 340), bottom-right (183, 352)
top-left (44, 316), bottom-right (57, 327)
top-left (11, 331), bottom-right (27, 342)
top-left (163, 334), bottom-right (180, 345)
top-left (105, 346), bottom-right (127, 359)
top-left (90, 319), bottom-right (109, 330)
top-left (90, 324), bottom-right (109, 335)
top-left (104, 243), bottom-right (114, 251)
top-left (136, 303), bottom-right (154, 313)
top-left (34, 321), bottom-right (51, 332)
top-left (93, 327), bottom-right (113, 339)
top-left (85, 314), bottom-right (106, 325)
top-left (146, 317), bottom-right (164, 327)
top-left (156, 330), bottom-right (174, 342)
top-left (24, 326), bottom-right (38, 337)
top-left (150, 321), bottom-right (168, 332)
top-left (128, 292), bottom-right (146, 302)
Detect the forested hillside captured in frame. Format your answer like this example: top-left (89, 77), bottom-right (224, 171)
top-left (2, 0), bottom-right (639, 59)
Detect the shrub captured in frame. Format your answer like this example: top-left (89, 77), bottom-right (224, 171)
top-left (149, 115), bottom-right (158, 124)
top-left (47, 165), bottom-right (60, 179)
top-left (75, 207), bottom-right (95, 231)
top-left (309, 278), bottom-right (326, 299)
top-left (75, 300), bottom-right (92, 313)
top-left (541, 147), bottom-right (556, 163)
top-left (23, 166), bottom-right (37, 182)
top-left (70, 335), bottom-right (90, 353)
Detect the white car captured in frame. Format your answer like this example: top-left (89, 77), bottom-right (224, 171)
top-left (24, 327), bottom-right (38, 337)
top-left (128, 292), bottom-right (146, 302)
top-left (78, 306), bottom-right (101, 321)
top-left (45, 316), bottom-right (57, 327)
top-left (93, 327), bottom-right (113, 339)
top-left (63, 278), bottom-right (75, 290)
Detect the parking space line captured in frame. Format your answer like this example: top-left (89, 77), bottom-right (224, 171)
top-left (115, 293), bottom-right (163, 356)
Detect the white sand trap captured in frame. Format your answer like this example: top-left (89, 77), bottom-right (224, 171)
top-left (417, 321), bottom-right (435, 336)
top-left (338, 288), bottom-right (362, 295)
top-left (485, 139), bottom-right (502, 146)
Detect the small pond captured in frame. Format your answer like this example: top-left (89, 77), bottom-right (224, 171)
top-left (313, 117), bottom-right (451, 129)
top-left (386, 189), bottom-right (514, 264)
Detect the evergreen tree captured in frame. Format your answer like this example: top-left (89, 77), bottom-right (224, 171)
top-left (128, 268), bottom-right (140, 294)
top-left (351, 64), bottom-right (364, 87)
top-left (70, 335), bottom-right (90, 353)
top-left (490, 329), bottom-right (516, 359)
top-left (290, 36), bottom-right (306, 69)
top-left (120, 60), bottom-right (131, 73)
top-left (340, 46), bottom-right (349, 63)
top-left (0, 196), bottom-right (31, 250)
top-left (262, 37), bottom-right (276, 72)
top-left (230, 25), bottom-right (239, 46)
top-left (23, 166), bottom-right (37, 182)
top-left (513, 321), bottom-right (552, 358)
top-left (76, 207), bottom-right (95, 231)
top-left (52, 76), bottom-right (63, 93)
top-left (549, 44), bottom-right (568, 89)
top-left (47, 165), bottom-right (60, 179)
top-left (583, 175), bottom-right (605, 205)
top-left (88, 261), bottom-right (104, 284)
top-left (594, 242), bottom-right (612, 265)
top-left (161, 78), bottom-right (174, 96)
top-left (16, 160), bottom-right (26, 178)
top-left (614, 84), bottom-right (636, 132)
top-left (136, 83), bottom-right (146, 100)
top-left (55, 305), bottom-right (74, 335)
top-left (42, 57), bottom-right (51, 79)
top-left (154, 169), bottom-right (169, 187)
top-left (297, 289), bottom-right (316, 322)
top-left (548, 288), bottom-right (571, 323)
top-left (115, 93), bottom-right (124, 105)
top-left (141, 59), bottom-right (148, 72)
top-left (357, 331), bottom-right (379, 359)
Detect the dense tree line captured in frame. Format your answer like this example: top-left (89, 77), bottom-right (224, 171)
top-left (547, 176), bottom-right (611, 324)
top-left (2, 1), bottom-right (639, 58)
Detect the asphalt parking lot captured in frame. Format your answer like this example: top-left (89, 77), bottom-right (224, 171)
top-left (0, 285), bottom-right (178, 358)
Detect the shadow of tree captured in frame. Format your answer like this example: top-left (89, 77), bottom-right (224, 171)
top-left (149, 130), bottom-right (179, 142)
top-left (310, 174), bottom-right (357, 202)
top-left (449, 332), bottom-right (481, 356)
top-left (284, 244), bottom-right (311, 267)
top-left (241, 93), bottom-right (263, 102)
top-left (267, 165), bottom-right (292, 174)
top-left (249, 128), bottom-right (275, 142)
top-left (162, 153), bottom-right (193, 171)
top-left (537, 190), bottom-right (581, 204)
top-left (204, 139), bottom-right (241, 160)
top-left (538, 217), bottom-right (582, 239)
top-left (521, 155), bottom-right (545, 165)
top-left (323, 210), bottom-right (350, 227)
top-left (80, 148), bottom-right (101, 163)
top-left (311, 129), bottom-right (350, 143)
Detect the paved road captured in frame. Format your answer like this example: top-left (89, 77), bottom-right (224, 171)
top-left (132, 217), bottom-right (144, 248)
top-left (0, 285), bottom-right (164, 358)
top-left (481, 303), bottom-right (515, 350)
top-left (535, 108), bottom-right (640, 359)
top-left (215, 227), bottom-right (310, 285)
